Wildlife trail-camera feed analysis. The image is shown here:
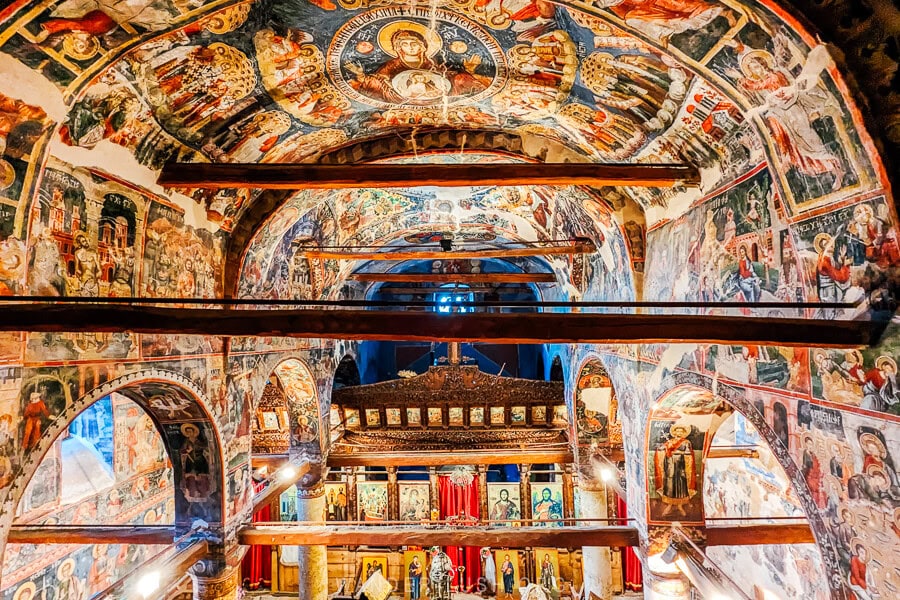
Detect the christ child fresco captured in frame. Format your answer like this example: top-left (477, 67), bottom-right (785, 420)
top-left (347, 22), bottom-right (490, 105)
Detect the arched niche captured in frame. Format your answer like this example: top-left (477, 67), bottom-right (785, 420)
top-left (573, 357), bottom-right (620, 448)
top-left (647, 372), bottom-right (846, 599)
top-left (2, 392), bottom-right (175, 599)
top-left (702, 411), bottom-right (829, 599)
top-left (330, 355), bottom-right (360, 441)
top-left (252, 377), bottom-right (291, 456)
top-left (0, 369), bottom-right (225, 557)
top-left (646, 385), bottom-right (732, 526)
top-left (548, 356), bottom-right (564, 383)
top-left (272, 359), bottom-right (322, 455)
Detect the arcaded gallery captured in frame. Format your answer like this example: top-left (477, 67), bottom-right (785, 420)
top-left (0, 0), bottom-right (895, 599)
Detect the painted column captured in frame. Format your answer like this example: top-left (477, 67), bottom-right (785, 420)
top-left (296, 481), bottom-right (328, 600)
top-left (192, 566), bottom-right (241, 600)
top-left (579, 484), bottom-right (613, 600)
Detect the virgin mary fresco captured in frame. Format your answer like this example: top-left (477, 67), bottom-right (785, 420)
top-left (346, 21), bottom-right (490, 105)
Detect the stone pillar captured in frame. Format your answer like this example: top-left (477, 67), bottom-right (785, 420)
top-left (296, 481), bottom-right (328, 600)
top-left (644, 569), bottom-right (691, 600)
top-left (192, 566), bottom-right (241, 600)
top-left (579, 485), bottom-right (613, 600)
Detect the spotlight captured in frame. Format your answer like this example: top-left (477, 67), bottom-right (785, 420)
top-left (279, 466), bottom-right (298, 481)
top-left (599, 467), bottom-right (615, 483)
top-left (136, 571), bottom-right (161, 599)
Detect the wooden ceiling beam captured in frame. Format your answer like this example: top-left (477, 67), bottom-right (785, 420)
top-left (237, 524), bottom-right (640, 547)
top-left (302, 241), bottom-right (595, 262)
top-left (6, 525), bottom-right (175, 545)
top-left (374, 286), bottom-right (534, 295)
top-left (158, 163), bottom-right (700, 190)
top-left (704, 523), bottom-right (814, 546)
top-left (327, 448), bottom-right (575, 467)
top-left (349, 273), bottom-right (556, 284)
top-left (0, 305), bottom-right (883, 347)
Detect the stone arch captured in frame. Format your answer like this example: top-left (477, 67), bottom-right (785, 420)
top-left (271, 358), bottom-right (322, 457)
top-left (0, 369), bottom-right (226, 573)
top-left (568, 353), bottom-right (625, 494)
top-left (647, 371), bottom-right (845, 599)
top-left (572, 356), bottom-right (621, 449)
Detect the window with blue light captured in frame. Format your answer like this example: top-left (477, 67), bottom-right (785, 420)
top-left (434, 285), bottom-right (474, 313)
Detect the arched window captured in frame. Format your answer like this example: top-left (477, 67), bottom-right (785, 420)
top-left (434, 284), bottom-right (474, 314)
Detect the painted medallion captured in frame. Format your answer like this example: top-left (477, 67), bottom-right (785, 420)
top-left (328, 8), bottom-right (507, 109)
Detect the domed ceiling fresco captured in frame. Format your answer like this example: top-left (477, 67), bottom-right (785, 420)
top-left (0, 0), bottom-right (885, 239)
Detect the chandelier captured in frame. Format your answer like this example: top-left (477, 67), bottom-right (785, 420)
top-left (448, 466), bottom-right (474, 487)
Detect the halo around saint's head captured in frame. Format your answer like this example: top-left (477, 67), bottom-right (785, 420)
top-left (378, 21), bottom-right (442, 58)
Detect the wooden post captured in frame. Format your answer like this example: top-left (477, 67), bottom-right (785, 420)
top-left (429, 467), bottom-right (440, 519)
top-left (520, 464), bottom-right (531, 521)
top-left (388, 466), bottom-right (399, 522)
top-left (477, 465), bottom-right (488, 521)
top-left (352, 468), bottom-right (362, 523)
top-left (562, 466), bottom-right (575, 525)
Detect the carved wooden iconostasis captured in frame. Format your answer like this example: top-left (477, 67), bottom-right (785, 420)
top-left (331, 365), bottom-right (567, 453)
top-left (266, 464), bottom-right (624, 597)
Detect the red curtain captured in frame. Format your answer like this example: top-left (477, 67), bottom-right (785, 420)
top-left (616, 496), bottom-right (643, 591)
top-left (242, 482), bottom-right (272, 589)
top-left (438, 475), bottom-right (482, 592)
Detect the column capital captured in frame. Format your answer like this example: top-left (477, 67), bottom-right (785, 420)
top-left (297, 480), bottom-right (326, 499)
top-left (296, 461), bottom-right (326, 494)
top-left (191, 565), bottom-right (240, 600)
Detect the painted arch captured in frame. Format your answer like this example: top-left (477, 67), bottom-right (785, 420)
top-left (0, 370), bottom-right (225, 550)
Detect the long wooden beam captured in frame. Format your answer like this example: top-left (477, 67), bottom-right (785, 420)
top-left (375, 286), bottom-right (535, 295)
top-left (252, 461), bottom-right (312, 512)
top-left (6, 525), bottom-right (175, 545)
top-left (707, 447), bottom-right (760, 460)
top-left (95, 539), bottom-right (209, 600)
top-left (327, 448), bottom-right (575, 468)
top-left (349, 273), bottom-right (557, 284)
top-left (302, 242), bottom-right (595, 262)
top-left (704, 524), bottom-right (814, 546)
top-left (252, 453), bottom-right (290, 472)
top-left (0, 305), bottom-right (883, 347)
top-left (158, 163), bottom-right (700, 190)
top-left (237, 523), bottom-right (812, 548)
top-left (238, 524), bottom-right (639, 547)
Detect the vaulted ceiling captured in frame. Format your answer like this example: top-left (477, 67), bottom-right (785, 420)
top-left (0, 0), bottom-right (890, 302)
